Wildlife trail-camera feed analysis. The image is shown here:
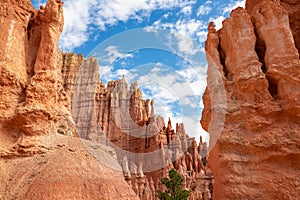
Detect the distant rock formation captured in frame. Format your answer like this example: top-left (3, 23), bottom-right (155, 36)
top-left (202, 0), bottom-right (300, 199)
top-left (0, 1), bottom-right (139, 199)
top-left (0, 0), bottom-right (213, 199)
top-left (59, 51), bottom-right (214, 198)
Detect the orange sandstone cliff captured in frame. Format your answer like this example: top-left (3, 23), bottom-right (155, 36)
top-left (0, 0), bottom-right (210, 199)
top-left (60, 51), bottom-right (213, 199)
top-left (202, 0), bottom-right (300, 199)
top-left (0, 0), bottom-right (138, 199)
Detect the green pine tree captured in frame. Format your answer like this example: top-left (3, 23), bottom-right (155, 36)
top-left (157, 168), bottom-right (189, 200)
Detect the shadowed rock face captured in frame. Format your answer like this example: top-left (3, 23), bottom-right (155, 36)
top-left (202, 0), bottom-right (300, 199)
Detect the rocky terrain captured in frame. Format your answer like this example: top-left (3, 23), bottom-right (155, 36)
top-left (201, 0), bottom-right (300, 199)
top-left (0, 0), bottom-right (212, 199)
top-left (60, 51), bottom-right (214, 199)
top-left (0, 0), bottom-right (138, 199)
top-left (2, 0), bottom-right (298, 199)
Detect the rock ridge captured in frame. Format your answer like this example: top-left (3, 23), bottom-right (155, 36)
top-left (202, 0), bottom-right (300, 199)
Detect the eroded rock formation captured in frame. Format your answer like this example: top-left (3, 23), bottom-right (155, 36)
top-left (0, 0), bottom-right (213, 199)
top-left (60, 50), bottom-right (213, 198)
top-left (246, 0), bottom-right (300, 54)
top-left (0, 1), bottom-right (139, 199)
top-left (202, 0), bottom-right (300, 199)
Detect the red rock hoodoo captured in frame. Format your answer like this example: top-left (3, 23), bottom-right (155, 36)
top-left (0, 1), bottom-right (139, 199)
top-left (61, 50), bottom-right (214, 199)
top-left (202, 0), bottom-right (300, 199)
top-left (1, 0), bottom-right (213, 199)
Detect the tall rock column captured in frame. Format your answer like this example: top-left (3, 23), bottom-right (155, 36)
top-left (72, 57), bottom-right (100, 140)
top-left (18, 0), bottom-right (75, 136)
top-left (0, 0), bottom-right (33, 120)
top-left (202, 1), bottom-right (300, 199)
top-left (246, 0), bottom-right (300, 54)
top-left (251, 0), bottom-right (300, 113)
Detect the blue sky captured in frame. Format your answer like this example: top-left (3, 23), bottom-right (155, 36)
top-left (32, 0), bottom-right (245, 142)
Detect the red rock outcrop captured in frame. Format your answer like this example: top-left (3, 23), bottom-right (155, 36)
top-left (60, 51), bottom-right (213, 198)
top-left (0, 1), bottom-right (139, 199)
top-left (202, 0), bottom-right (300, 199)
top-left (0, 134), bottom-right (139, 200)
top-left (246, 0), bottom-right (300, 54)
top-left (0, 0), bottom-right (75, 136)
top-left (17, 0), bottom-right (76, 136)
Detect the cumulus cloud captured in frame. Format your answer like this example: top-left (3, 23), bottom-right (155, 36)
top-left (209, 16), bottom-right (225, 30)
top-left (197, 5), bottom-right (212, 16)
top-left (59, 0), bottom-right (98, 51)
top-left (101, 46), bottom-right (134, 65)
top-left (58, 0), bottom-right (196, 51)
top-left (222, 0), bottom-right (246, 14)
top-left (181, 6), bottom-right (193, 16)
top-left (146, 18), bottom-right (206, 56)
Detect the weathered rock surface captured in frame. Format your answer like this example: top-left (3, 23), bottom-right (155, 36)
top-left (59, 50), bottom-right (213, 198)
top-left (0, 134), bottom-right (139, 200)
top-left (63, 60), bottom-right (213, 197)
top-left (202, 0), bottom-right (300, 199)
top-left (0, 0), bottom-right (75, 136)
top-left (0, 0), bottom-right (33, 120)
top-left (0, 0), bottom-right (139, 199)
top-left (17, 0), bottom-right (76, 136)
top-left (246, 0), bottom-right (300, 54)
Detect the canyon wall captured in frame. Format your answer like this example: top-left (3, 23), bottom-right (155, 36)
top-left (0, 0), bottom-right (213, 199)
top-left (60, 51), bottom-right (213, 198)
top-left (246, 0), bottom-right (300, 54)
top-left (202, 0), bottom-right (300, 199)
top-left (0, 1), bottom-right (139, 199)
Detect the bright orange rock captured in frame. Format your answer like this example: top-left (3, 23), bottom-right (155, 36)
top-left (202, 0), bottom-right (300, 199)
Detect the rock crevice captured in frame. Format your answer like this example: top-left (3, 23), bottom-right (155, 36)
top-left (202, 0), bottom-right (300, 199)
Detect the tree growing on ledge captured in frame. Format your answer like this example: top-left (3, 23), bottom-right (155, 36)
top-left (157, 168), bottom-right (189, 200)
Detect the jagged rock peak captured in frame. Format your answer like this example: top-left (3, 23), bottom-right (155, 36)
top-left (202, 0), bottom-right (300, 199)
top-left (0, 1), bottom-right (139, 199)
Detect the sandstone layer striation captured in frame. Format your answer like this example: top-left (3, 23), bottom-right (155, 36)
top-left (0, 1), bottom-right (139, 199)
top-left (60, 53), bottom-right (214, 198)
top-left (202, 0), bottom-right (300, 199)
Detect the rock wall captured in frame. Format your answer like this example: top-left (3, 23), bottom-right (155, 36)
top-left (0, 0), bottom-right (75, 137)
top-left (60, 51), bottom-right (213, 199)
top-left (0, 1), bottom-right (139, 199)
top-left (202, 0), bottom-right (300, 199)
top-left (246, 0), bottom-right (300, 54)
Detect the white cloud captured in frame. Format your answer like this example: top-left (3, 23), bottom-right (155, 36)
top-left (101, 46), bottom-right (133, 65)
top-left (181, 6), bottom-right (193, 16)
top-left (163, 12), bottom-right (172, 19)
top-left (99, 66), bottom-right (138, 84)
top-left (196, 31), bottom-right (208, 44)
top-left (209, 16), bottom-right (225, 30)
top-left (58, 0), bottom-right (196, 51)
top-left (197, 5), bottom-right (212, 16)
top-left (222, 0), bottom-right (246, 14)
top-left (59, 0), bottom-right (98, 51)
top-left (174, 33), bottom-right (199, 55)
top-left (147, 18), bottom-right (206, 56)
top-left (94, 0), bottom-right (196, 30)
